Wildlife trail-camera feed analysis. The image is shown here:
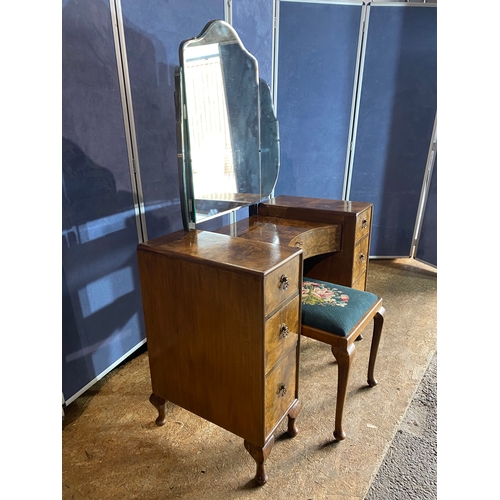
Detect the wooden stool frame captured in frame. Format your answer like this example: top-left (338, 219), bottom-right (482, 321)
top-left (301, 297), bottom-right (385, 441)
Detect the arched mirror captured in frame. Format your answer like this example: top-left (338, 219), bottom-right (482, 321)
top-left (175, 20), bottom-right (279, 230)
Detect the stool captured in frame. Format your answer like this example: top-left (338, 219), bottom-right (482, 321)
top-left (301, 279), bottom-right (385, 441)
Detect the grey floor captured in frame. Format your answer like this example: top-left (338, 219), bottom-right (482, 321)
top-left (365, 352), bottom-right (437, 499)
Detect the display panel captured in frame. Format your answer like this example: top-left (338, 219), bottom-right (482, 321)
top-left (349, 5), bottom-right (437, 257)
top-left (62, 0), bottom-right (146, 402)
top-left (275, 0), bottom-right (363, 199)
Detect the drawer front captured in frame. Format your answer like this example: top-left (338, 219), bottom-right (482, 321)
top-left (352, 236), bottom-right (370, 280)
top-left (264, 256), bottom-right (300, 316)
top-left (265, 349), bottom-right (296, 436)
top-left (352, 271), bottom-right (367, 291)
top-left (290, 225), bottom-right (341, 259)
top-left (265, 295), bottom-right (300, 373)
top-left (355, 208), bottom-right (372, 241)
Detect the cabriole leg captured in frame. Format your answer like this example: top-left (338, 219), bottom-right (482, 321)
top-left (331, 343), bottom-right (356, 441)
top-left (244, 435), bottom-right (275, 485)
top-left (149, 393), bottom-right (167, 426)
top-left (287, 399), bottom-right (302, 437)
top-left (368, 307), bottom-right (385, 387)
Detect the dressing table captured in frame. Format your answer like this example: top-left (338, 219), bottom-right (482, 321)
top-left (137, 21), bottom-right (372, 485)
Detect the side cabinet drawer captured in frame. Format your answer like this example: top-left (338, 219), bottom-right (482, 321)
top-left (355, 208), bottom-right (372, 241)
top-left (264, 349), bottom-right (296, 436)
top-left (264, 256), bottom-right (300, 316)
top-left (265, 295), bottom-right (299, 374)
top-left (352, 236), bottom-right (369, 280)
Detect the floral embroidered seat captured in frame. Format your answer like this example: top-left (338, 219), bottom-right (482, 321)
top-left (301, 279), bottom-right (385, 441)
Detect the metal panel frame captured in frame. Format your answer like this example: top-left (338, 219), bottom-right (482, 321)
top-left (272, 0), bottom-right (281, 108)
top-left (341, 2), bottom-right (369, 199)
top-left (412, 113), bottom-right (437, 264)
top-left (372, 0), bottom-right (436, 5)
top-left (225, 1), bottom-right (236, 222)
top-left (109, 0), bottom-right (148, 243)
top-left (279, 0), bottom-right (366, 5)
top-left (65, 339), bottom-right (147, 406)
top-left (225, 0), bottom-right (232, 24)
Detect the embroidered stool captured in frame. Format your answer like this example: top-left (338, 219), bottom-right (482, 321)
top-left (301, 279), bottom-right (385, 441)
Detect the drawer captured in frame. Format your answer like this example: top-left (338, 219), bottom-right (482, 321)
top-left (352, 235), bottom-right (369, 280)
top-left (264, 255), bottom-right (300, 316)
top-left (265, 348), bottom-right (296, 436)
top-left (355, 208), bottom-right (372, 241)
top-left (289, 225), bottom-right (341, 259)
top-left (265, 295), bottom-right (300, 373)
top-left (351, 271), bottom-right (367, 291)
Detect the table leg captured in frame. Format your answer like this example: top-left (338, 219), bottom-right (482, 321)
top-left (244, 435), bottom-right (275, 485)
top-left (287, 399), bottom-right (302, 437)
top-left (149, 393), bottom-right (167, 426)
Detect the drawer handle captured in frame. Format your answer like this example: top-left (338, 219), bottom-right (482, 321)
top-left (362, 219), bottom-right (368, 229)
top-left (279, 323), bottom-right (289, 339)
top-left (359, 253), bottom-right (365, 263)
top-left (279, 274), bottom-right (290, 290)
top-left (277, 383), bottom-right (287, 397)
top-left (294, 240), bottom-right (303, 248)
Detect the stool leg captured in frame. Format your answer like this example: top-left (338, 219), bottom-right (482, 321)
top-left (367, 306), bottom-right (385, 387)
top-left (331, 343), bottom-right (356, 441)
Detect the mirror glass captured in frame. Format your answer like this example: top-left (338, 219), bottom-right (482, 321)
top-left (175, 20), bottom-right (279, 229)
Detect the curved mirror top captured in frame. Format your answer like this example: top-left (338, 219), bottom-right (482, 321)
top-left (175, 20), bottom-right (279, 230)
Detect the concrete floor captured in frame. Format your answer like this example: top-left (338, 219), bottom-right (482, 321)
top-left (365, 350), bottom-right (436, 499)
top-left (62, 258), bottom-right (437, 499)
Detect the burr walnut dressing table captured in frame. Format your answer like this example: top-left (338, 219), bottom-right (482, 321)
top-left (136, 21), bottom-right (372, 485)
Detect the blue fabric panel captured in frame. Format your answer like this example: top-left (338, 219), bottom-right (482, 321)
top-left (62, 0), bottom-right (146, 401)
top-left (275, 1), bottom-right (361, 199)
top-left (232, 0), bottom-right (274, 85)
top-left (349, 6), bottom-right (437, 257)
top-left (416, 156), bottom-right (437, 266)
top-left (120, 0), bottom-right (225, 240)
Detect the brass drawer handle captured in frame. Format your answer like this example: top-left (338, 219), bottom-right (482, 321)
top-left (294, 240), bottom-right (303, 248)
top-left (359, 254), bottom-right (365, 263)
top-left (279, 274), bottom-right (290, 290)
top-left (279, 323), bottom-right (289, 339)
top-left (277, 383), bottom-right (287, 397)
top-left (362, 219), bottom-right (368, 229)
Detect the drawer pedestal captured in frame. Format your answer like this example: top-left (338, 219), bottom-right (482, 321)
top-left (137, 230), bottom-right (303, 484)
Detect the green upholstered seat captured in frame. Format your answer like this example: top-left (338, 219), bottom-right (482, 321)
top-left (301, 278), bottom-right (385, 441)
top-left (302, 279), bottom-right (378, 337)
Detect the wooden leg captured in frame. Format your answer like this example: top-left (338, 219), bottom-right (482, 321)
top-left (244, 435), bottom-right (275, 485)
top-left (286, 399), bottom-right (302, 437)
top-left (367, 306), bottom-right (385, 387)
top-left (149, 393), bottom-right (167, 426)
top-left (330, 343), bottom-right (356, 441)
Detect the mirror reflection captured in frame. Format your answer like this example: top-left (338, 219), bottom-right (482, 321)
top-left (175, 20), bottom-right (279, 229)
top-left (183, 42), bottom-right (238, 200)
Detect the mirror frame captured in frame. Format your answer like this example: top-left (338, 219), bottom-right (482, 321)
top-left (175, 20), bottom-right (279, 230)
